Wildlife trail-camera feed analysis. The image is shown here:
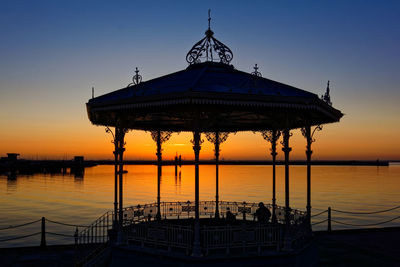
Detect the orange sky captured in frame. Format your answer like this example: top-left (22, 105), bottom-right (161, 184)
top-left (1, 2), bottom-right (399, 161)
top-left (2, 114), bottom-right (399, 161)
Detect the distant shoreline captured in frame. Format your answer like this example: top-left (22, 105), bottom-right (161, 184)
top-left (87, 159), bottom-right (391, 166)
top-left (1, 159), bottom-right (395, 176)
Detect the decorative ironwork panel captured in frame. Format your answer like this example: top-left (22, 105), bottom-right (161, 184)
top-left (205, 132), bottom-right (230, 144)
top-left (260, 130), bottom-right (281, 143)
top-left (128, 67), bottom-right (142, 87)
top-left (150, 131), bottom-right (173, 144)
top-left (251, 64), bottom-right (262, 77)
top-left (186, 10), bottom-right (233, 65)
top-left (301, 125), bottom-right (323, 143)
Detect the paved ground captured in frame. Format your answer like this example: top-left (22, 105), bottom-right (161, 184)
top-left (1, 228), bottom-right (399, 266)
top-left (315, 228), bottom-right (400, 266)
top-left (0, 244), bottom-right (96, 267)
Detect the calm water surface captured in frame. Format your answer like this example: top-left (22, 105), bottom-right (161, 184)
top-left (1, 164), bottom-right (400, 247)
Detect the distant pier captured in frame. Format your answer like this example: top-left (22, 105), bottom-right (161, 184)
top-left (0, 154), bottom-right (96, 176)
top-left (0, 153), bottom-right (391, 177)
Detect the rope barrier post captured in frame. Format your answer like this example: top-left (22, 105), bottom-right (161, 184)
top-left (74, 227), bottom-right (78, 245)
top-left (40, 217), bottom-right (46, 247)
top-left (327, 207), bottom-right (332, 232)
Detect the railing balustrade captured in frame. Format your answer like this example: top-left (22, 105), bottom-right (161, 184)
top-left (77, 201), bottom-right (306, 248)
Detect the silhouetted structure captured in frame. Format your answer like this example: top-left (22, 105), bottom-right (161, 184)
top-left (85, 12), bottom-right (342, 260)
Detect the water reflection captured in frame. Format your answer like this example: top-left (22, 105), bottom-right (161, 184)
top-left (1, 164), bottom-right (399, 249)
top-left (7, 171), bottom-right (17, 181)
top-left (6, 174), bottom-right (17, 192)
top-left (1, 167), bottom-right (87, 191)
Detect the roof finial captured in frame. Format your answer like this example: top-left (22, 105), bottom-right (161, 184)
top-left (133, 67), bottom-right (142, 85)
top-left (322, 80), bottom-right (332, 105)
top-left (251, 64), bottom-right (262, 77)
top-left (186, 10), bottom-right (233, 65)
top-left (128, 67), bottom-right (142, 87)
top-left (208, 9), bottom-right (211, 30)
top-left (91, 86), bottom-right (94, 99)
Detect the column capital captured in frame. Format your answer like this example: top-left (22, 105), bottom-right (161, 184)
top-left (191, 132), bottom-right (203, 153)
top-left (301, 125), bottom-right (323, 144)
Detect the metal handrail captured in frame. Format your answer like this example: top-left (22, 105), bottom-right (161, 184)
top-left (78, 201), bottom-right (306, 245)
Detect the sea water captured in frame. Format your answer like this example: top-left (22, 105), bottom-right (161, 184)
top-left (1, 164), bottom-right (399, 247)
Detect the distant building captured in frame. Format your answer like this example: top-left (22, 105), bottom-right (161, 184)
top-left (0, 153), bottom-right (20, 162)
top-left (74, 156), bottom-right (84, 164)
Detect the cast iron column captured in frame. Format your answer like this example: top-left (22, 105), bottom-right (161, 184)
top-left (282, 128), bottom-right (292, 250)
top-left (261, 130), bottom-right (280, 223)
top-left (271, 130), bottom-right (279, 223)
top-left (113, 128), bottom-right (119, 227)
top-left (302, 125), bottom-right (322, 228)
top-left (192, 130), bottom-right (202, 256)
top-left (205, 132), bottom-right (229, 219)
top-left (214, 132), bottom-right (220, 219)
top-left (117, 128), bottom-right (126, 229)
top-left (150, 131), bottom-right (171, 221)
top-left (156, 130), bottom-right (162, 221)
top-left (106, 127), bottom-right (119, 228)
top-left (305, 126), bottom-right (312, 226)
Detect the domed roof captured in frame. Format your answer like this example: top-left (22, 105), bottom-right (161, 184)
top-left (86, 21), bottom-right (342, 132)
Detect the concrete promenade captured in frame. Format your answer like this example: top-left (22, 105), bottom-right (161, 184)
top-left (1, 227), bottom-right (399, 266)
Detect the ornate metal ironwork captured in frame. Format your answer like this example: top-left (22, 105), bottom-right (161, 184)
top-left (260, 130), bottom-right (280, 144)
top-left (205, 132), bottom-right (229, 146)
top-left (280, 130), bottom-right (293, 146)
top-left (78, 201), bottom-right (307, 245)
top-left (105, 127), bottom-right (115, 143)
top-left (128, 67), bottom-right (142, 86)
top-left (105, 126), bottom-right (129, 145)
top-left (150, 131), bottom-right (173, 144)
top-left (190, 135), bottom-right (204, 147)
top-left (260, 130), bottom-right (281, 155)
top-left (186, 10), bottom-right (233, 65)
top-left (301, 125), bottom-right (323, 143)
top-left (321, 80), bottom-right (332, 105)
top-left (251, 64), bottom-right (262, 77)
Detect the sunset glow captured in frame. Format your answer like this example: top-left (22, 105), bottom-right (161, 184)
top-left (0, 1), bottom-right (399, 161)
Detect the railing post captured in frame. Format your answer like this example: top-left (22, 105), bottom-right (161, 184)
top-left (91, 225), bottom-right (94, 243)
top-left (74, 227), bottom-right (79, 245)
top-left (327, 207), bottom-right (332, 232)
top-left (103, 216), bottom-right (106, 243)
top-left (40, 217), bottom-right (46, 247)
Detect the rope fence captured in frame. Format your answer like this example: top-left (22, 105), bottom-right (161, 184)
top-left (310, 210), bottom-right (328, 218)
top-left (45, 231), bottom-right (76, 238)
top-left (1, 204), bottom-right (400, 245)
top-left (311, 205), bottom-right (400, 232)
top-left (0, 219), bottom-right (41, 231)
top-left (311, 219), bottom-right (328, 226)
top-left (0, 232), bottom-right (41, 242)
top-left (0, 217), bottom-right (84, 245)
top-left (331, 216), bottom-right (400, 227)
top-left (45, 218), bottom-right (89, 228)
top-left (331, 205), bottom-right (400, 215)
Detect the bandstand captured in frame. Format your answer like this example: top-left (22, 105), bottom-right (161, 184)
top-left (84, 15), bottom-right (342, 261)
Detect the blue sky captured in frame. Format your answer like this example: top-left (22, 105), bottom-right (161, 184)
top-left (0, 0), bottom-right (399, 160)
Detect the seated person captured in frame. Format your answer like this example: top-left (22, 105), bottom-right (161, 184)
top-left (226, 207), bottom-right (236, 223)
top-left (255, 202), bottom-right (271, 224)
